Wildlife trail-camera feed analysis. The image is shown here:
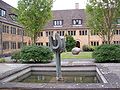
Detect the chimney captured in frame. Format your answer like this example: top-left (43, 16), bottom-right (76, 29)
top-left (75, 3), bottom-right (79, 9)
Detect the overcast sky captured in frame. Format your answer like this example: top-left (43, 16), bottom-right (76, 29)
top-left (2, 0), bottom-right (87, 10)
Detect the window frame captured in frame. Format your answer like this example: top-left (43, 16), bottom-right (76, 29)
top-left (72, 19), bottom-right (82, 26)
top-left (53, 20), bottom-right (63, 27)
top-left (0, 8), bottom-right (6, 17)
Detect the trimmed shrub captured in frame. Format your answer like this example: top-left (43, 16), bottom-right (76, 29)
top-left (11, 51), bottom-right (21, 62)
top-left (82, 45), bottom-right (96, 51)
top-left (0, 58), bottom-right (6, 63)
top-left (20, 45), bottom-right (54, 63)
top-left (66, 35), bottom-right (76, 52)
top-left (92, 44), bottom-right (120, 63)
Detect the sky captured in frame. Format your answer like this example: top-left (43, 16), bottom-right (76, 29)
top-left (2, 0), bottom-right (87, 10)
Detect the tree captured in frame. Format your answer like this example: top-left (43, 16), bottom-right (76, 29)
top-left (86, 0), bottom-right (120, 44)
top-left (66, 35), bottom-right (76, 52)
top-left (17, 0), bottom-right (53, 44)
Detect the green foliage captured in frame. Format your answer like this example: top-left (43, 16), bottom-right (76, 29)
top-left (20, 45), bottom-right (54, 63)
top-left (93, 44), bottom-right (120, 63)
top-left (82, 45), bottom-right (96, 51)
top-left (17, 0), bottom-right (53, 44)
top-left (86, 0), bottom-right (120, 44)
top-left (11, 51), bottom-right (21, 62)
top-left (66, 35), bottom-right (76, 52)
top-left (0, 58), bottom-right (6, 63)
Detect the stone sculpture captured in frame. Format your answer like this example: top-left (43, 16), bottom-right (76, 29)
top-left (49, 33), bottom-right (65, 81)
top-left (72, 47), bottom-right (81, 55)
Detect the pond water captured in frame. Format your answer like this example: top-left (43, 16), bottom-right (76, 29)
top-left (12, 71), bottom-right (100, 83)
top-left (11, 72), bottom-right (100, 83)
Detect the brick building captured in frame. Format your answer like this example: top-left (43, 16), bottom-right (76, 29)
top-left (37, 3), bottom-right (120, 48)
top-left (0, 1), bottom-right (120, 54)
top-left (37, 7), bottom-right (120, 49)
top-left (0, 0), bottom-right (30, 54)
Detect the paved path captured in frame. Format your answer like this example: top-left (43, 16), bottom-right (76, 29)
top-left (98, 63), bottom-right (120, 78)
top-left (0, 63), bottom-right (26, 74)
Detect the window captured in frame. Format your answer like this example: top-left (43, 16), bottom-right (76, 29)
top-left (23, 30), bottom-right (27, 36)
top-left (11, 27), bottom-right (16, 34)
top-left (37, 32), bottom-right (43, 37)
top-left (11, 42), bottom-right (16, 49)
top-left (114, 30), bottom-right (120, 35)
top-left (18, 42), bottom-right (22, 49)
top-left (0, 8), bottom-right (6, 17)
top-left (46, 42), bottom-right (49, 46)
top-left (36, 43), bottom-right (43, 46)
top-left (90, 41), bottom-right (99, 46)
top-left (40, 43), bottom-right (43, 46)
top-left (2, 25), bottom-right (9, 33)
top-left (3, 41), bottom-right (9, 50)
top-left (46, 31), bottom-right (53, 37)
top-left (9, 14), bottom-right (18, 21)
top-left (68, 31), bottom-right (76, 36)
top-left (113, 41), bottom-right (120, 45)
top-left (23, 42), bottom-right (27, 46)
top-left (53, 20), bottom-right (63, 26)
top-left (72, 19), bottom-right (82, 25)
top-left (17, 28), bottom-right (23, 35)
top-left (79, 30), bottom-right (87, 35)
top-left (57, 31), bottom-right (65, 36)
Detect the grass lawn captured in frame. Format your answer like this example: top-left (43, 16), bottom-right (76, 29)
top-left (61, 52), bottom-right (93, 59)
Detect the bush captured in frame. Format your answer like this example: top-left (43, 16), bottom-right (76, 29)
top-left (0, 58), bottom-right (6, 63)
top-left (92, 44), bottom-right (120, 63)
top-left (82, 45), bottom-right (96, 51)
top-left (20, 45), bottom-right (54, 63)
top-left (66, 35), bottom-right (76, 52)
top-left (11, 51), bottom-right (21, 62)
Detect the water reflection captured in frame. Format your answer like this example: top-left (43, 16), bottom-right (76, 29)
top-left (12, 71), bottom-right (100, 83)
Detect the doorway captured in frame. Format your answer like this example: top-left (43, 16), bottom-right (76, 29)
top-left (76, 41), bottom-right (80, 48)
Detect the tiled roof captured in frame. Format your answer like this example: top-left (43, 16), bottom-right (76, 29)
top-left (0, 0), bottom-right (22, 27)
top-left (45, 9), bottom-right (87, 30)
top-left (0, 0), bottom-right (87, 29)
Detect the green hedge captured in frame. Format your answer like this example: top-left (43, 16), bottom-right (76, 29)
top-left (11, 51), bottom-right (21, 62)
top-left (92, 44), bottom-right (120, 63)
top-left (82, 45), bottom-right (96, 51)
top-left (0, 58), bottom-right (6, 63)
top-left (11, 45), bottom-right (54, 63)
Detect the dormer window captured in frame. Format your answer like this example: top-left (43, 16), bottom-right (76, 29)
top-left (9, 14), bottom-right (18, 21)
top-left (53, 20), bottom-right (63, 27)
top-left (72, 19), bottom-right (82, 26)
top-left (0, 8), bottom-right (6, 17)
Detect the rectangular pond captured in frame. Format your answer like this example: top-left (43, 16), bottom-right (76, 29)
top-left (11, 71), bottom-right (100, 83)
top-left (0, 65), bottom-right (107, 85)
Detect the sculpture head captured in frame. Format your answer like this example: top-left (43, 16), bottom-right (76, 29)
top-left (49, 33), bottom-right (65, 53)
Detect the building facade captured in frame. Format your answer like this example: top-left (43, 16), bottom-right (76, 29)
top-left (37, 9), bottom-right (120, 49)
top-left (0, 1), bottom-right (120, 55)
top-left (0, 0), bottom-right (30, 54)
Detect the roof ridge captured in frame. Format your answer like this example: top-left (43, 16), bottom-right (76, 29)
top-left (52, 9), bottom-right (85, 11)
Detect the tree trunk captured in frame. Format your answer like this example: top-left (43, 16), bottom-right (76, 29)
top-left (32, 32), bottom-right (37, 45)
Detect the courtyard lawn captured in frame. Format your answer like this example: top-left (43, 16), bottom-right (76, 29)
top-left (61, 52), bottom-right (93, 59)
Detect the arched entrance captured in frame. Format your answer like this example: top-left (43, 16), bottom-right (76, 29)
top-left (76, 41), bottom-right (80, 48)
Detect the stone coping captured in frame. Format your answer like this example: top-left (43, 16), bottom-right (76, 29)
top-left (0, 64), bottom-right (120, 90)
